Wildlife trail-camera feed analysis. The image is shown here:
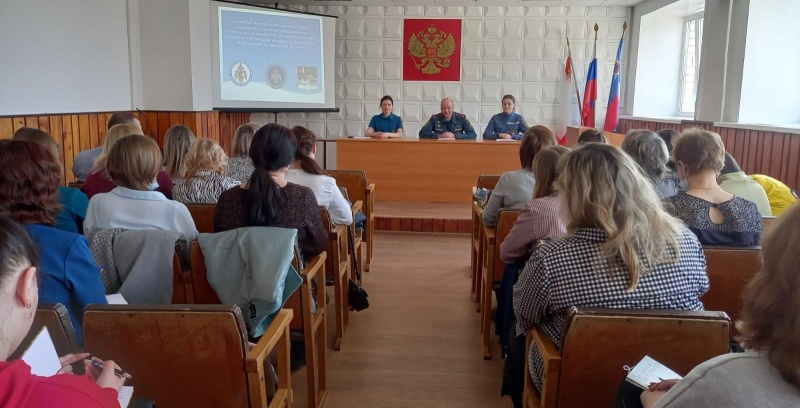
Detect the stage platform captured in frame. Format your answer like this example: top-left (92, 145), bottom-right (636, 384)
top-left (374, 201), bottom-right (472, 234)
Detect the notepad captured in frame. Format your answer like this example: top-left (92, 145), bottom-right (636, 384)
top-left (496, 138), bottom-right (517, 142)
top-left (118, 386), bottom-right (135, 408)
top-left (625, 356), bottom-right (683, 390)
top-left (21, 327), bottom-right (61, 376)
top-left (105, 293), bottom-right (128, 304)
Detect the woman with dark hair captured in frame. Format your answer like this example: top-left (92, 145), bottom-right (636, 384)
top-left (483, 95), bottom-right (529, 140)
top-left (214, 124), bottom-right (327, 259)
top-left (0, 140), bottom-right (106, 344)
top-left (482, 125), bottom-right (556, 227)
top-left (577, 128), bottom-right (607, 145)
top-left (0, 216), bottom-right (126, 407)
top-left (287, 126), bottom-right (352, 226)
top-left (365, 95), bottom-right (403, 138)
top-left (13, 127), bottom-right (89, 235)
top-left (641, 202), bottom-right (800, 407)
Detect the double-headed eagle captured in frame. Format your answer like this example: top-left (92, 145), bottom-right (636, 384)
top-left (408, 25), bottom-right (456, 75)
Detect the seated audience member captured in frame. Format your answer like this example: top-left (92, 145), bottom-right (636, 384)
top-left (287, 126), bottom-right (353, 225)
top-left (0, 141), bottom-right (106, 344)
top-left (500, 145), bottom-right (571, 264)
top-left (215, 124), bottom-right (326, 259)
top-left (657, 128), bottom-right (682, 192)
top-left (0, 216), bottom-right (125, 407)
top-left (717, 153), bottom-right (771, 216)
top-left (81, 124), bottom-right (174, 199)
top-left (664, 129), bottom-right (762, 246)
top-left (72, 111), bottom-right (140, 182)
top-left (750, 174), bottom-right (796, 216)
top-left (84, 134), bottom-right (197, 242)
top-left (162, 125), bottom-right (196, 184)
top-left (173, 139), bottom-right (240, 204)
top-left (483, 126), bottom-right (556, 227)
top-left (640, 203), bottom-right (800, 408)
top-left (621, 129), bottom-right (677, 198)
top-left (513, 143), bottom-right (708, 393)
top-left (228, 123), bottom-right (259, 183)
top-left (576, 128), bottom-right (607, 145)
top-left (13, 127), bottom-right (89, 235)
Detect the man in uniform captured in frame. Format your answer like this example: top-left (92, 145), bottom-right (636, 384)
top-left (419, 98), bottom-right (477, 140)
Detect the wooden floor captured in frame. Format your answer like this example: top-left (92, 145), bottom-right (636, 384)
top-left (375, 201), bottom-right (472, 219)
top-left (292, 232), bottom-right (506, 407)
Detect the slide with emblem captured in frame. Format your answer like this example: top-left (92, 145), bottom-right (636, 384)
top-left (210, 2), bottom-right (337, 110)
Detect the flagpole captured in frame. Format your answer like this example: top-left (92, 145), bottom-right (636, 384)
top-left (565, 36), bottom-right (583, 124)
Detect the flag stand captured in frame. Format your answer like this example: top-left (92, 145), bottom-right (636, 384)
top-left (566, 36), bottom-right (583, 125)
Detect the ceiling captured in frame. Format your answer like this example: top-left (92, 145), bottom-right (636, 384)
top-left (245, 0), bottom-right (644, 6)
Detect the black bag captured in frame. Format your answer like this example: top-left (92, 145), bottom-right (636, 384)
top-left (346, 223), bottom-right (369, 311)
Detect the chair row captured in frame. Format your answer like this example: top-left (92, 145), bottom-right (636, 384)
top-left (16, 303), bottom-right (294, 408)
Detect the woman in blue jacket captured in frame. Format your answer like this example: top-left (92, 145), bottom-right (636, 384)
top-left (484, 95), bottom-right (529, 140)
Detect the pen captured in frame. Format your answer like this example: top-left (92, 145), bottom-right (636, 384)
top-left (86, 359), bottom-right (132, 380)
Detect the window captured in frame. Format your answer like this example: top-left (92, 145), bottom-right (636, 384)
top-left (679, 13), bottom-right (703, 114)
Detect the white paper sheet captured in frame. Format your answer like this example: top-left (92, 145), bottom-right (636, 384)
top-left (625, 355), bottom-right (683, 389)
top-left (118, 386), bottom-right (135, 408)
top-left (21, 327), bottom-right (61, 376)
top-left (105, 293), bottom-right (128, 304)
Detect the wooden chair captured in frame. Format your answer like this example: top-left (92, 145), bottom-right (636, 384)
top-left (327, 170), bottom-right (375, 271)
top-left (702, 246), bottom-right (762, 335)
top-left (480, 209), bottom-right (520, 360)
top-left (84, 305), bottom-right (293, 408)
top-left (171, 242), bottom-right (193, 304)
top-left (320, 206), bottom-right (350, 350)
top-left (340, 187), bottom-right (365, 284)
top-left (471, 174), bottom-right (502, 308)
top-left (523, 307), bottom-right (731, 408)
top-left (762, 216), bottom-right (777, 234)
top-left (10, 303), bottom-right (78, 360)
top-left (186, 240), bottom-right (329, 408)
top-left (67, 181), bottom-right (83, 189)
top-left (186, 203), bottom-right (217, 233)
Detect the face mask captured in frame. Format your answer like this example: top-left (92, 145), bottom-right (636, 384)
top-left (149, 180), bottom-right (159, 191)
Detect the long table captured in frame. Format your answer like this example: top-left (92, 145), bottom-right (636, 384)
top-left (336, 138), bottom-right (521, 203)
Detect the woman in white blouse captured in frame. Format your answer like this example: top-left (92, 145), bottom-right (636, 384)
top-left (287, 126), bottom-right (353, 226)
top-left (84, 134), bottom-right (198, 242)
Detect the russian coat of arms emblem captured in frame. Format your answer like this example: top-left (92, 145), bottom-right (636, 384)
top-left (407, 25), bottom-right (457, 75)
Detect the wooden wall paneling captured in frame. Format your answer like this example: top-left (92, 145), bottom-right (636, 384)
top-left (37, 116), bottom-right (50, 134)
top-left (0, 118), bottom-right (13, 139)
top-left (12, 117), bottom-right (25, 132)
top-left (759, 132), bottom-right (773, 175)
top-left (77, 115), bottom-right (90, 152)
top-left (67, 115), bottom-right (80, 184)
top-left (169, 112), bottom-right (183, 137)
top-left (183, 112), bottom-right (199, 137)
top-left (787, 136), bottom-right (800, 189)
top-left (143, 112), bottom-right (158, 141)
top-left (25, 117), bottom-right (38, 128)
top-left (747, 130), bottom-right (759, 173)
top-left (88, 115), bottom-right (99, 149)
top-left (49, 116), bottom-right (66, 186)
top-left (201, 113), bottom-right (209, 142)
top-left (156, 113), bottom-right (171, 147)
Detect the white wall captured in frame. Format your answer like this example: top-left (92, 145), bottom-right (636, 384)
top-left (632, 10), bottom-right (683, 117)
top-left (738, 0), bottom-right (800, 125)
top-left (0, 0), bottom-right (132, 115)
top-left (253, 5), bottom-right (631, 138)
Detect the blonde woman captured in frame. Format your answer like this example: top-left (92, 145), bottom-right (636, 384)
top-left (173, 138), bottom-right (240, 204)
top-left (162, 125), bottom-right (196, 183)
top-left (84, 134), bottom-right (197, 242)
top-left (228, 123), bottom-right (259, 183)
top-left (513, 143), bottom-right (709, 393)
top-left (81, 125), bottom-right (174, 199)
top-left (642, 203), bottom-right (800, 407)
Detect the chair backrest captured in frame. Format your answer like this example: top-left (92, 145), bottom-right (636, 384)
top-left (186, 204), bottom-right (217, 233)
top-left (762, 216), bottom-right (777, 234)
top-left (476, 174), bottom-right (501, 191)
top-left (327, 170), bottom-right (367, 205)
top-left (10, 303), bottom-right (78, 360)
top-left (493, 209), bottom-right (520, 281)
top-left (83, 304), bottom-right (250, 408)
top-left (556, 307), bottom-right (730, 407)
top-left (171, 243), bottom-right (191, 304)
top-left (67, 181), bottom-right (83, 189)
top-left (702, 246), bottom-right (762, 331)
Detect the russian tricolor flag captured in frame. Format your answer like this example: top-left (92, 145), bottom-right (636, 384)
top-left (603, 36), bottom-right (625, 133)
top-left (582, 54), bottom-right (597, 127)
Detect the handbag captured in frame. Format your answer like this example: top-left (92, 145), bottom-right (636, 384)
top-left (346, 222), bottom-right (369, 311)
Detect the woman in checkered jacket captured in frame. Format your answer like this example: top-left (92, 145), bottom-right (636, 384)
top-left (513, 143), bottom-right (710, 393)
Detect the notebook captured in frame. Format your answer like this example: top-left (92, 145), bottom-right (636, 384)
top-left (21, 327), bottom-right (61, 376)
top-left (118, 386), bottom-right (134, 408)
top-left (625, 356), bottom-right (683, 390)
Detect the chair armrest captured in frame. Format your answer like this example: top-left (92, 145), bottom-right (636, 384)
top-left (367, 183), bottom-right (375, 196)
top-left (483, 226), bottom-right (496, 245)
top-left (245, 309), bottom-right (293, 408)
top-left (531, 327), bottom-right (561, 408)
top-left (302, 253), bottom-right (326, 282)
top-left (351, 200), bottom-right (363, 214)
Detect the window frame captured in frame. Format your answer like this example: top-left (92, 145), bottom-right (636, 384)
top-left (677, 11), bottom-right (704, 117)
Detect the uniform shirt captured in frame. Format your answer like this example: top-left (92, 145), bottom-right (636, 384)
top-left (173, 170), bottom-right (241, 204)
top-left (513, 226), bottom-right (708, 392)
top-left (418, 112), bottom-right (477, 140)
top-left (483, 112), bottom-right (529, 140)
top-left (368, 113), bottom-right (403, 133)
